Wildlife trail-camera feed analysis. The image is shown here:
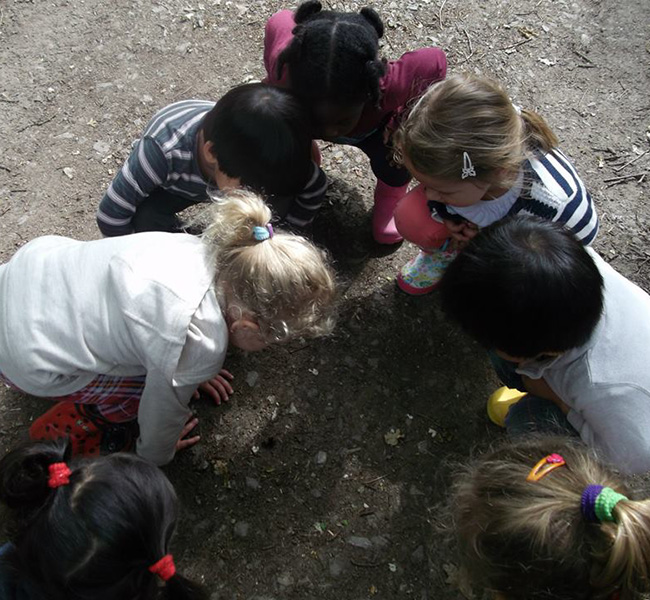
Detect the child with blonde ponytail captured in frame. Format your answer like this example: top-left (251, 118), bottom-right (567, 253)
top-left (0, 439), bottom-right (208, 600)
top-left (392, 74), bottom-right (598, 294)
top-left (453, 436), bottom-right (650, 600)
top-left (0, 190), bottom-right (336, 466)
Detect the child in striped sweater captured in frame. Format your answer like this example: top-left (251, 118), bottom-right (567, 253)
top-left (392, 74), bottom-right (598, 295)
top-left (96, 83), bottom-right (326, 236)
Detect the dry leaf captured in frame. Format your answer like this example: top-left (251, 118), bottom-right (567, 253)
top-left (384, 429), bottom-right (404, 446)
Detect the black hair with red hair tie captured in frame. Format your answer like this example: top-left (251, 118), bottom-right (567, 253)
top-left (48, 463), bottom-right (72, 488)
top-left (149, 554), bottom-right (176, 581)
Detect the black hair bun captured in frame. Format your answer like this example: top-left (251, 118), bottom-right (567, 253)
top-left (360, 7), bottom-right (384, 37)
top-left (294, 0), bottom-right (322, 23)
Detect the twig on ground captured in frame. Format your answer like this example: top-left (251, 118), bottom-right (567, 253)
top-left (603, 172), bottom-right (648, 183)
top-left (362, 474), bottom-right (387, 486)
top-left (17, 114), bottom-right (56, 133)
top-left (438, 0), bottom-right (447, 29)
top-left (614, 150), bottom-right (648, 173)
top-left (571, 48), bottom-right (594, 63)
top-left (604, 172), bottom-right (648, 188)
top-left (456, 28), bottom-right (475, 64)
top-left (0, 165), bottom-right (11, 172)
top-left (500, 38), bottom-right (533, 51)
top-left (350, 559), bottom-right (384, 568)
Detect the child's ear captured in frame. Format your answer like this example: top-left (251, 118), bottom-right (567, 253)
top-left (201, 140), bottom-right (218, 168)
top-left (229, 318), bottom-right (259, 335)
top-left (229, 319), bottom-right (268, 352)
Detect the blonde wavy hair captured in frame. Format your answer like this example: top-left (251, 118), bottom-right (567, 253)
top-left (192, 189), bottom-right (337, 342)
top-left (453, 436), bottom-right (650, 600)
top-left (393, 74), bottom-right (559, 188)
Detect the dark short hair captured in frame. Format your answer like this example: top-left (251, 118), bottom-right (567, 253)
top-left (0, 439), bottom-right (208, 600)
top-left (201, 83), bottom-right (312, 197)
top-left (439, 216), bottom-right (604, 357)
top-left (277, 1), bottom-right (387, 105)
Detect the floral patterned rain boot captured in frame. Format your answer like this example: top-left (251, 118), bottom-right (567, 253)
top-left (396, 248), bottom-right (458, 295)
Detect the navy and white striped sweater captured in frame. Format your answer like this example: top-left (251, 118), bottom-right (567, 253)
top-left (97, 100), bottom-right (327, 236)
top-left (429, 148), bottom-right (598, 244)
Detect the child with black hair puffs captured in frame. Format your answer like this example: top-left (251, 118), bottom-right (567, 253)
top-left (0, 439), bottom-right (208, 600)
top-left (263, 0), bottom-right (447, 243)
top-left (439, 215), bottom-right (650, 474)
top-left (96, 82), bottom-right (325, 236)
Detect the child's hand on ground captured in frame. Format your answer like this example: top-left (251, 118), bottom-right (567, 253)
top-left (443, 219), bottom-right (479, 244)
top-left (193, 369), bottom-right (234, 405)
top-left (175, 416), bottom-right (200, 452)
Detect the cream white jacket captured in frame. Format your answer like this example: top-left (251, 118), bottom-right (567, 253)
top-left (0, 233), bottom-right (228, 465)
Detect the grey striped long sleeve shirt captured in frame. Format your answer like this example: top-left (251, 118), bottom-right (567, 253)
top-left (97, 99), bottom-right (328, 236)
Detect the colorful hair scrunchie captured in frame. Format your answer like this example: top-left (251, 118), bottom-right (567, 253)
top-left (48, 462), bottom-right (72, 488)
top-left (149, 554), bottom-right (176, 581)
top-left (252, 224), bottom-right (274, 241)
top-left (581, 485), bottom-right (628, 523)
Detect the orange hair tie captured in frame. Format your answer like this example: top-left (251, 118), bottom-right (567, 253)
top-left (48, 463), bottom-right (72, 488)
top-left (149, 554), bottom-right (176, 581)
top-left (526, 453), bottom-right (566, 482)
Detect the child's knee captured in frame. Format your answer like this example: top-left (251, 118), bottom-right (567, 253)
top-left (394, 185), bottom-right (448, 248)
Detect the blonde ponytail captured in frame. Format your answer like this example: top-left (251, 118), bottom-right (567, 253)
top-left (195, 189), bottom-right (337, 342)
top-left (593, 500), bottom-right (650, 600)
top-left (453, 436), bottom-right (650, 600)
top-left (520, 108), bottom-right (558, 153)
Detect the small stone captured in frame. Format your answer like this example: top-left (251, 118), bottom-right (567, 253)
top-left (409, 484), bottom-right (425, 496)
top-left (315, 451), bottom-right (327, 465)
top-left (62, 167), bottom-right (74, 179)
top-left (371, 535), bottom-right (390, 547)
top-left (246, 371), bottom-right (259, 387)
top-left (328, 556), bottom-right (347, 577)
top-left (234, 521), bottom-right (249, 538)
top-left (411, 545), bottom-right (425, 563)
top-left (277, 573), bottom-right (294, 587)
top-left (246, 477), bottom-right (260, 490)
top-left (346, 536), bottom-right (373, 549)
top-left (93, 140), bottom-right (110, 154)
top-left (288, 403), bottom-right (299, 415)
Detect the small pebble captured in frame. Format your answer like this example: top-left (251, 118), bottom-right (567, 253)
top-left (234, 521), bottom-right (249, 538)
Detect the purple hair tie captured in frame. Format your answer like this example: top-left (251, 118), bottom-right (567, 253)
top-left (581, 484), bottom-right (604, 522)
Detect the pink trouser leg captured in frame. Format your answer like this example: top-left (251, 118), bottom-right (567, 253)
top-left (394, 184), bottom-right (450, 250)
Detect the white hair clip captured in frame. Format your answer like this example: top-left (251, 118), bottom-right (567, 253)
top-left (461, 152), bottom-right (476, 179)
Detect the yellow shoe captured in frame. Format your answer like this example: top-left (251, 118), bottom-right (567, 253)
top-left (487, 387), bottom-right (527, 427)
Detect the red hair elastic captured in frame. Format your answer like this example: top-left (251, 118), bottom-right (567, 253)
top-left (48, 462), bottom-right (72, 488)
top-left (149, 554), bottom-right (176, 581)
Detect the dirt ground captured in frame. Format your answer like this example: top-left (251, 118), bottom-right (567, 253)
top-left (0, 0), bottom-right (649, 598)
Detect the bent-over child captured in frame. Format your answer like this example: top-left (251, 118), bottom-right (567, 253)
top-left (96, 82), bottom-right (324, 236)
top-left (453, 436), bottom-right (650, 600)
top-left (392, 74), bottom-right (598, 294)
top-left (0, 439), bottom-right (208, 600)
top-left (1, 190), bottom-right (337, 465)
top-left (439, 215), bottom-right (650, 474)
top-left (264, 0), bottom-right (447, 242)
